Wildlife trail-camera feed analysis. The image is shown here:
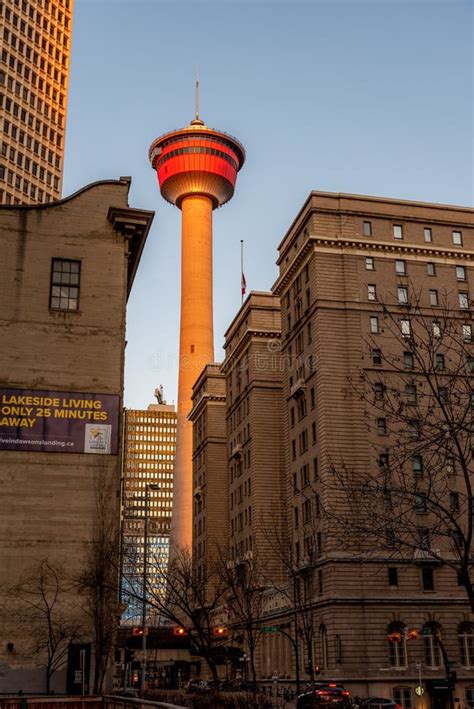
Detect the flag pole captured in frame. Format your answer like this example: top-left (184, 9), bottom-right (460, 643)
top-left (241, 239), bottom-right (244, 304)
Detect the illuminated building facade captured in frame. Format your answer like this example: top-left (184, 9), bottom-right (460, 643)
top-left (0, 0), bottom-right (73, 205)
top-left (122, 394), bottom-right (177, 622)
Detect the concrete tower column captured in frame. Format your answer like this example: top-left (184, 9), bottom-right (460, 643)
top-left (173, 194), bottom-right (214, 549)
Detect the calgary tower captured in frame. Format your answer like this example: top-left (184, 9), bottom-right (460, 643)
top-left (149, 99), bottom-right (245, 550)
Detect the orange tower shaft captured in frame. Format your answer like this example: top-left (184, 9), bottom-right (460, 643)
top-left (174, 195), bottom-right (214, 548)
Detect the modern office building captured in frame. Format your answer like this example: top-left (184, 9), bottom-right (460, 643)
top-left (192, 191), bottom-right (474, 707)
top-left (149, 111), bottom-right (245, 550)
top-left (0, 0), bottom-right (73, 205)
top-left (0, 177), bottom-right (154, 692)
top-left (122, 392), bottom-right (177, 623)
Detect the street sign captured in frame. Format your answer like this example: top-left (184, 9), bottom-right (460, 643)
top-left (262, 626), bottom-right (279, 632)
top-left (415, 686), bottom-right (425, 696)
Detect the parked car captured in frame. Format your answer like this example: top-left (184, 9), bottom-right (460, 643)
top-left (360, 698), bottom-right (402, 709)
top-left (297, 682), bottom-right (352, 709)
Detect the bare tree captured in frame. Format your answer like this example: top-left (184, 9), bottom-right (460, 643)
top-left (77, 473), bottom-right (120, 694)
top-left (327, 294), bottom-right (474, 610)
top-left (11, 560), bottom-right (79, 692)
top-left (122, 545), bottom-right (228, 685)
top-left (216, 553), bottom-right (265, 687)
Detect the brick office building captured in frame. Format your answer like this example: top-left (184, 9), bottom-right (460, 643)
top-left (0, 177), bottom-right (154, 692)
top-left (192, 192), bottom-right (474, 708)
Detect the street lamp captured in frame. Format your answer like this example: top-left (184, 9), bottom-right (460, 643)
top-left (140, 482), bottom-right (160, 697)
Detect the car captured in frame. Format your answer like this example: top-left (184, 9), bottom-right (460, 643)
top-left (297, 682), bottom-right (352, 709)
top-left (360, 698), bottom-right (402, 709)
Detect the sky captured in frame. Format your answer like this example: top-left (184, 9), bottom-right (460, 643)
top-left (62, 0), bottom-right (473, 409)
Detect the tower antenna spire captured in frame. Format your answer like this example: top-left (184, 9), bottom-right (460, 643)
top-left (195, 65), bottom-right (200, 120)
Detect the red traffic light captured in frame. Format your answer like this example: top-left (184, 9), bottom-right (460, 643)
top-left (173, 626), bottom-right (188, 636)
top-left (212, 626), bottom-right (229, 637)
top-left (132, 627), bottom-right (147, 636)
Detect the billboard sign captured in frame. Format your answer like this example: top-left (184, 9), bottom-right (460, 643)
top-left (0, 388), bottom-right (120, 454)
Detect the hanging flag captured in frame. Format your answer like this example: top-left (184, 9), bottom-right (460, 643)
top-left (241, 271), bottom-right (246, 298)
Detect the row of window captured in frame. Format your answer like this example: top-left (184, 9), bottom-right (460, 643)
top-left (1, 50), bottom-right (66, 106)
top-left (369, 320), bottom-right (473, 344)
top-left (367, 283), bottom-right (470, 309)
top-left (0, 71), bottom-right (65, 131)
top-left (362, 221), bottom-right (465, 246)
top-left (366, 257), bottom-right (468, 281)
top-left (3, 29), bottom-right (67, 85)
top-left (3, 5), bottom-right (70, 50)
top-left (5, 0), bottom-right (72, 25)
top-left (3, 110), bottom-right (63, 148)
top-left (2, 139), bottom-right (61, 172)
top-left (0, 167), bottom-right (59, 195)
top-left (0, 188), bottom-right (52, 204)
top-left (387, 621), bottom-right (474, 669)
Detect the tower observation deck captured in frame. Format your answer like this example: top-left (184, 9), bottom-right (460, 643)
top-left (149, 116), bottom-right (245, 550)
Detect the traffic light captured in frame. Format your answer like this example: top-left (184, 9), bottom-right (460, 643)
top-left (314, 665), bottom-right (321, 675)
top-left (387, 631), bottom-right (402, 643)
top-left (212, 626), bottom-right (229, 637)
top-left (407, 628), bottom-right (420, 641)
top-left (173, 626), bottom-right (188, 636)
top-left (132, 627), bottom-right (147, 636)
top-left (447, 670), bottom-right (457, 689)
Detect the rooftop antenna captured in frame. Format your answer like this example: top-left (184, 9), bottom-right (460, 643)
top-left (195, 65), bottom-right (200, 121)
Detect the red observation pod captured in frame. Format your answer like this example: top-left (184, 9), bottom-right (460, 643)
top-left (149, 118), bottom-right (245, 209)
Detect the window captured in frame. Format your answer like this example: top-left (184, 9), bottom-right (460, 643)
top-left (435, 353), bottom-right (445, 370)
top-left (398, 287), bottom-right (408, 304)
top-left (412, 455), bottom-right (423, 476)
top-left (320, 625), bottom-right (329, 669)
top-left (368, 284), bottom-right (377, 301)
top-left (365, 256), bottom-right (374, 270)
top-left (310, 388), bottom-right (315, 409)
top-left (418, 527), bottom-right (430, 550)
top-left (377, 418), bottom-right (387, 435)
top-left (427, 262), bottom-right (436, 276)
top-left (405, 384), bottom-right (417, 404)
top-left (465, 688), bottom-right (474, 709)
top-left (313, 457), bottom-right (318, 480)
top-left (424, 227), bottom-right (432, 243)
top-left (374, 382), bottom-right (385, 400)
top-left (388, 567), bottom-right (398, 586)
top-left (400, 319), bottom-right (411, 338)
top-left (303, 498), bottom-right (311, 523)
top-left (459, 292), bottom-right (469, 310)
top-left (388, 623), bottom-right (407, 668)
top-left (49, 259), bottom-right (80, 310)
top-left (429, 289), bottom-right (439, 306)
top-left (370, 316), bottom-right (379, 334)
top-left (393, 225), bottom-right (403, 240)
top-left (456, 265), bottom-right (466, 281)
top-left (467, 355), bottom-right (474, 372)
top-left (395, 260), bottom-right (406, 275)
top-left (372, 348), bottom-right (382, 365)
top-left (458, 622), bottom-right (474, 668)
top-left (403, 351), bottom-right (414, 369)
top-left (363, 221), bottom-right (372, 236)
top-left (422, 623), bottom-right (441, 667)
top-left (453, 230), bottom-right (463, 246)
top-left (450, 492), bottom-right (460, 513)
top-left (433, 321), bottom-right (441, 338)
top-left (393, 688), bottom-right (412, 709)
top-left (415, 493), bottom-right (427, 513)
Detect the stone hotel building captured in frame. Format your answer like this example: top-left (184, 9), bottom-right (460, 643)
top-left (192, 191), bottom-right (474, 709)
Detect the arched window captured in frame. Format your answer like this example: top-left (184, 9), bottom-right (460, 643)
top-left (320, 624), bottom-right (329, 669)
top-left (459, 622), bottom-right (474, 668)
top-left (422, 622), bottom-right (442, 669)
top-left (387, 621), bottom-right (407, 668)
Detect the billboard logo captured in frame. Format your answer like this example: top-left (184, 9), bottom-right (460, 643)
top-left (84, 424), bottom-right (112, 454)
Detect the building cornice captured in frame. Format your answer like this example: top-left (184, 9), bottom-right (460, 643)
top-left (189, 392), bottom-right (226, 421)
top-left (221, 329), bottom-right (281, 372)
top-left (273, 234), bottom-right (474, 295)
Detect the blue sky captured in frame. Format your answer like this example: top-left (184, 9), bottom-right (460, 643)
top-left (63, 0), bottom-right (473, 409)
